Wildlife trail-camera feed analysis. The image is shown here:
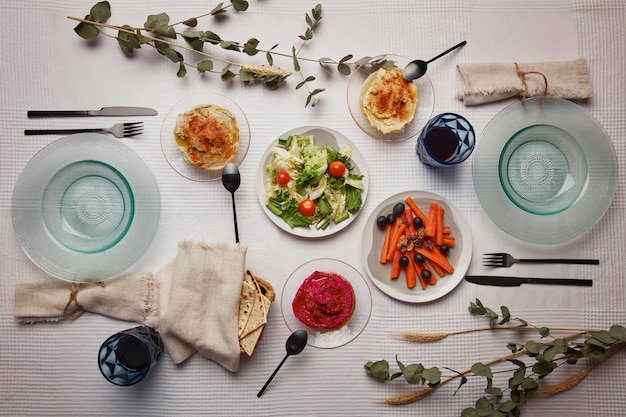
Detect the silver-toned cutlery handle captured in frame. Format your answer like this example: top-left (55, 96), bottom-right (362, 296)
top-left (24, 129), bottom-right (101, 135)
top-left (27, 110), bottom-right (90, 117)
top-left (519, 259), bottom-right (600, 264)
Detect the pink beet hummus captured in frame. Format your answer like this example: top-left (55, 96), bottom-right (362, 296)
top-left (292, 271), bottom-right (355, 330)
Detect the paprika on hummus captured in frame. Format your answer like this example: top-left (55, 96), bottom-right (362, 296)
top-left (292, 271), bottom-right (355, 330)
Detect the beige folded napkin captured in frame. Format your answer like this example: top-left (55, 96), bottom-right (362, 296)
top-left (14, 241), bottom-right (246, 372)
top-left (456, 57), bottom-right (592, 105)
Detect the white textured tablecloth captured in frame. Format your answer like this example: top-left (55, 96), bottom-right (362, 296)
top-left (1, 1), bottom-right (625, 416)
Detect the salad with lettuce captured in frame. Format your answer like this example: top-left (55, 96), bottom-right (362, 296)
top-left (264, 133), bottom-right (365, 230)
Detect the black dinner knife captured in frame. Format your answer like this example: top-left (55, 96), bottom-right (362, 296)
top-left (27, 107), bottom-right (158, 117)
top-left (465, 275), bottom-right (592, 287)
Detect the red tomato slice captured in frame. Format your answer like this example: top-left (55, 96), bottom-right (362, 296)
top-left (329, 161), bottom-right (346, 177)
top-left (276, 170), bottom-right (290, 186)
top-left (299, 199), bottom-right (316, 216)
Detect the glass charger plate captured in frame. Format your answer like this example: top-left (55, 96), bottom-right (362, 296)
top-left (361, 190), bottom-right (472, 303)
top-left (256, 125), bottom-right (369, 238)
top-left (11, 133), bottom-right (160, 282)
top-left (160, 93), bottom-right (250, 181)
top-left (472, 97), bottom-right (617, 244)
top-left (346, 54), bottom-right (435, 142)
top-left (281, 258), bottom-right (372, 348)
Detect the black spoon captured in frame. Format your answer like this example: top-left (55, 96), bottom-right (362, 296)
top-left (402, 40), bottom-right (467, 80)
top-left (257, 330), bottom-right (308, 397)
top-left (221, 163), bottom-right (241, 243)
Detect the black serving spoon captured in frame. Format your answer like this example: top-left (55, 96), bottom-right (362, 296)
top-left (403, 40), bottom-right (467, 80)
top-left (222, 163), bottom-right (241, 243)
top-left (257, 330), bottom-right (308, 397)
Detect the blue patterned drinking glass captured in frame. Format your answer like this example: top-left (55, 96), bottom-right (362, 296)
top-left (416, 113), bottom-right (475, 167)
top-left (98, 326), bottom-right (164, 386)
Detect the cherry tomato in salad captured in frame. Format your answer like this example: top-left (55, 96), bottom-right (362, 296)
top-left (276, 170), bottom-right (290, 186)
top-left (329, 161), bottom-right (346, 177)
top-left (299, 199), bottom-right (316, 216)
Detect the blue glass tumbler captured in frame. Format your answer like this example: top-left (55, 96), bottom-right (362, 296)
top-left (98, 326), bottom-right (163, 386)
top-left (416, 113), bottom-right (475, 167)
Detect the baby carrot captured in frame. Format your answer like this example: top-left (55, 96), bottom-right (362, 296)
top-left (411, 255), bottom-right (428, 290)
top-left (424, 201), bottom-right (439, 237)
top-left (404, 196), bottom-right (428, 224)
top-left (435, 205), bottom-right (445, 246)
top-left (390, 251), bottom-right (402, 279)
top-left (386, 222), bottom-right (406, 262)
top-left (404, 256), bottom-right (417, 289)
top-left (416, 247), bottom-right (454, 274)
top-left (379, 222), bottom-right (392, 264)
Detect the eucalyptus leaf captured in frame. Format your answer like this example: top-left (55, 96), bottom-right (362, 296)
top-left (211, 2), bottom-right (227, 15)
top-left (243, 38), bottom-right (260, 56)
top-left (521, 377), bottom-right (538, 392)
top-left (89, 1), bottom-right (111, 23)
top-left (231, 0), bottom-right (249, 12)
top-left (525, 340), bottom-right (540, 356)
top-left (239, 68), bottom-right (254, 82)
top-left (461, 408), bottom-right (479, 417)
top-left (471, 363), bottom-right (493, 379)
top-left (74, 18), bottom-right (100, 40)
top-left (475, 397), bottom-right (493, 416)
top-left (221, 66), bottom-right (236, 82)
top-left (197, 60), bottom-right (214, 72)
top-left (402, 363), bottom-right (425, 384)
top-left (176, 62), bottom-right (187, 78)
top-left (499, 306), bottom-right (511, 324)
top-left (422, 367), bottom-right (441, 385)
top-left (499, 400), bottom-right (518, 413)
top-left (220, 40), bottom-right (240, 51)
top-left (337, 63), bottom-right (351, 75)
top-left (590, 331), bottom-right (618, 345)
top-left (145, 13), bottom-right (176, 39)
top-left (539, 326), bottom-right (550, 337)
top-left (355, 56), bottom-right (372, 65)
top-left (609, 324), bottom-right (626, 342)
top-left (364, 360), bottom-right (390, 380)
top-left (183, 18), bottom-right (198, 27)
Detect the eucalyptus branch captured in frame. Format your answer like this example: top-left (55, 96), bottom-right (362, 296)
top-left (68, 1), bottom-right (379, 107)
top-left (365, 299), bottom-right (626, 417)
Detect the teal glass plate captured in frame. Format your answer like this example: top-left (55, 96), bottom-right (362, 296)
top-left (12, 133), bottom-right (160, 282)
top-left (473, 98), bottom-right (617, 244)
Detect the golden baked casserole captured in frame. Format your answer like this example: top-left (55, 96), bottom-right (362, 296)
top-left (360, 68), bottom-right (419, 134)
top-left (174, 104), bottom-right (239, 171)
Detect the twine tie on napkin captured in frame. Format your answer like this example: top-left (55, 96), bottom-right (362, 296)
top-left (15, 241), bottom-right (247, 372)
top-left (456, 57), bottom-right (592, 105)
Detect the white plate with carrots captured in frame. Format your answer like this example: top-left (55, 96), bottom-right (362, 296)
top-left (361, 191), bottom-right (472, 303)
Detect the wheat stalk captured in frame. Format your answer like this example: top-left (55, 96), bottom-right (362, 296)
top-left (397, 326), bottom-right (602, 343)
top-left (380, 386), bottom-right (433, 405)
top-left (241, 65), bottom-right (292, 77)
top-left (541, 368), bottom-right (591, 396)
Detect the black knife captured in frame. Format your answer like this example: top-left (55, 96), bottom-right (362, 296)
top-left (27, 107), bottom-right (158, 117)
top-left (465, 275), bottom-right (592, 287)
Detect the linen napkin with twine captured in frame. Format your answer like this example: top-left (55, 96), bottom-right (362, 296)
top-left (14, 241), bottom-right (246, 372)
top-left (456, 57), bottom-right (592, 105)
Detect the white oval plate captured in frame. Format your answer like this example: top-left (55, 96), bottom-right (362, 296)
top-left (361, 190), bottom-right (472, 303)
top-left (256, 126), bottom-right (369, 238)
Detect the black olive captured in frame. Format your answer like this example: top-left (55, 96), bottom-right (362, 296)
top-left (439, 244), bottom-right (450, 255)
top-left (413, 216), bottom-right (423, 229)
top-left (386, 213), bottom-right (396, 224)
top-left (399, 256), bottom-right (409, 267)
top-left (376, 215), bottom-right (387, 228)
top-left (421, 269), bottom-right (432, 280)
top-left (413, 253), bottom-right (425, 264)
top-left (392, 202), bottom-right (405, 215)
